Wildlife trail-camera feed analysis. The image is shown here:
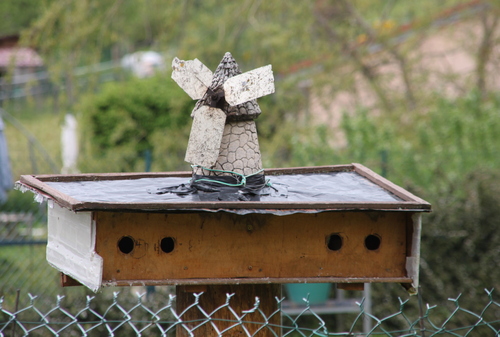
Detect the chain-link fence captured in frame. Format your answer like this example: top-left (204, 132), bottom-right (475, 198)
top-left (0, 206), bottom-right (62, 310)
top-left (1, 288), bottom-right (500, 336)
top-left (0, 60), bottom-right (124, 105)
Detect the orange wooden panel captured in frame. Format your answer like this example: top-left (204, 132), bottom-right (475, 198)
top-left (95, 211), bottom-right (409, 284)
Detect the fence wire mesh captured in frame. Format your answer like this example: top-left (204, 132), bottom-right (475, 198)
top-left (1, 289), bottom-right (500, 336)
top-left (0, 204), bottom-right (66, 311)
top-left (0, 205), bottom-right (94, 317)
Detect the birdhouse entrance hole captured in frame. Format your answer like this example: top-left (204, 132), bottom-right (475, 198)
top-left (365, 234), bottom-right (381, 251)
top-left (327, 233), bottom-right (343, 251)
top-left (161, 237), bottom-right (175, 253)
top-left (118, 236), bottom-right (134, 254)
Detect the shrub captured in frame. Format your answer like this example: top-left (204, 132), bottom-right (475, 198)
top-left (79, 75), bottom-right (194, 173)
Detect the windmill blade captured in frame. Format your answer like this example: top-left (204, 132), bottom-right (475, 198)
top-left (171, 58), bottom-right (213, 100)
top-left (223, 65), bottom-right (275, 106)
top-left (185, 105), bottom-right (227, 167)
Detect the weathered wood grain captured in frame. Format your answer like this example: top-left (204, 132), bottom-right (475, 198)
top-left (95, 211), bottom-right (409, 284)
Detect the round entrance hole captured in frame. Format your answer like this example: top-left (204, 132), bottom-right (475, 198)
top-left (118, 236), bottom-right (135, 254)
top-left (365, 234), bottom-right (381, 251)
top-left (160, 237), bottom-right (175, 253)
top-left (327, 234), bottom-right (343, 251)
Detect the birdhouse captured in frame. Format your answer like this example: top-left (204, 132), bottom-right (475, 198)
top-left (16, 53), bottom-right (430, 296)
top-left (18, 164), bottom-right (429, 293)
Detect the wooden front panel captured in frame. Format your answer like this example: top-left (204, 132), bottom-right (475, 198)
top-left (95, 211), bottom-right (409, 283)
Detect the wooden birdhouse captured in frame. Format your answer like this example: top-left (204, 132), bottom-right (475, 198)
top-left (17, 164), bottom-right (429, 293)
top-left (16, 54), bottom-right (430, 335)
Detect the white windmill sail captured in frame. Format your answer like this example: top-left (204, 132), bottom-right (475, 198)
top-left (171, 58), bottom-right (213, 100)
top-left (184, 105), bottom-right (226, 167)
top-left (224, 65), bottom-right (274, 106)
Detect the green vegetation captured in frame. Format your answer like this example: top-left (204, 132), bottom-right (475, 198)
top-left (341, 91), bottom-right (500, 193)
top-left (78, 75), bottom-right (193, 173)
top-left (0, 1), bottom-right (47, 36)
top-left (0, 245), bottom-right (60, 306)
top-left (2, 106), bottom-right (62, 178)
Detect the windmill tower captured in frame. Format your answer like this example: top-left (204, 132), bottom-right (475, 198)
top-left (171, 52), bottom-right (274, 179)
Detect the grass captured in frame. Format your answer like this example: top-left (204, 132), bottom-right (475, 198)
top-left (3, 99), bottom-right (63, 179)
top-left (0, 244), bottom-right (61, 310)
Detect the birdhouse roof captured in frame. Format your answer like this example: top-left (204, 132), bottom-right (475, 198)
top-left (17, 164), bottom-right (430, 215)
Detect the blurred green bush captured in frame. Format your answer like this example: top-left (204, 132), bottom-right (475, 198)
top-left (78, 75), bottom-right (194, 173)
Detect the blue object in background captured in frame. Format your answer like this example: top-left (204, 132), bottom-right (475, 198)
top-left (285, 283), bottom-right (332, 305)
top-left (0, 115), bottom-right (12, 203)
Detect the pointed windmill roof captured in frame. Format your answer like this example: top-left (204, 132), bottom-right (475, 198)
top-left (194, 52), bottom-right (262, 121)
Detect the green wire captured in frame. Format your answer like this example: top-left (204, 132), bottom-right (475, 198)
top-left (191, 165), bottom-right (267, 187)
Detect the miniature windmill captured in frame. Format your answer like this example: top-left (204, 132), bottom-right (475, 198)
top-left (171, 52), bottom-right (274, 178)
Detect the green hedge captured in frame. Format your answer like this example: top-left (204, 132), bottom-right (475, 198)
top-left (78, 75), bottom-right (194, 173)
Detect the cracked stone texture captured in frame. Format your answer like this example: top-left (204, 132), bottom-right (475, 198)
top-left (194, 52), bottom-right (262, 122)
top-left (193, 121), bottom-right (262, 177)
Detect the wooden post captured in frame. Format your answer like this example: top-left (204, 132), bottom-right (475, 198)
top-left (176, 284), bottom-right (282, 337)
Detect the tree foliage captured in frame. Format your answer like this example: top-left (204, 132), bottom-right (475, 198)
top-left (79, 75), bottom-right (193, 172)
top-left (18, 0), bottom-right (476, 109)
top-left (0, 1), bottom-right (47, 36)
